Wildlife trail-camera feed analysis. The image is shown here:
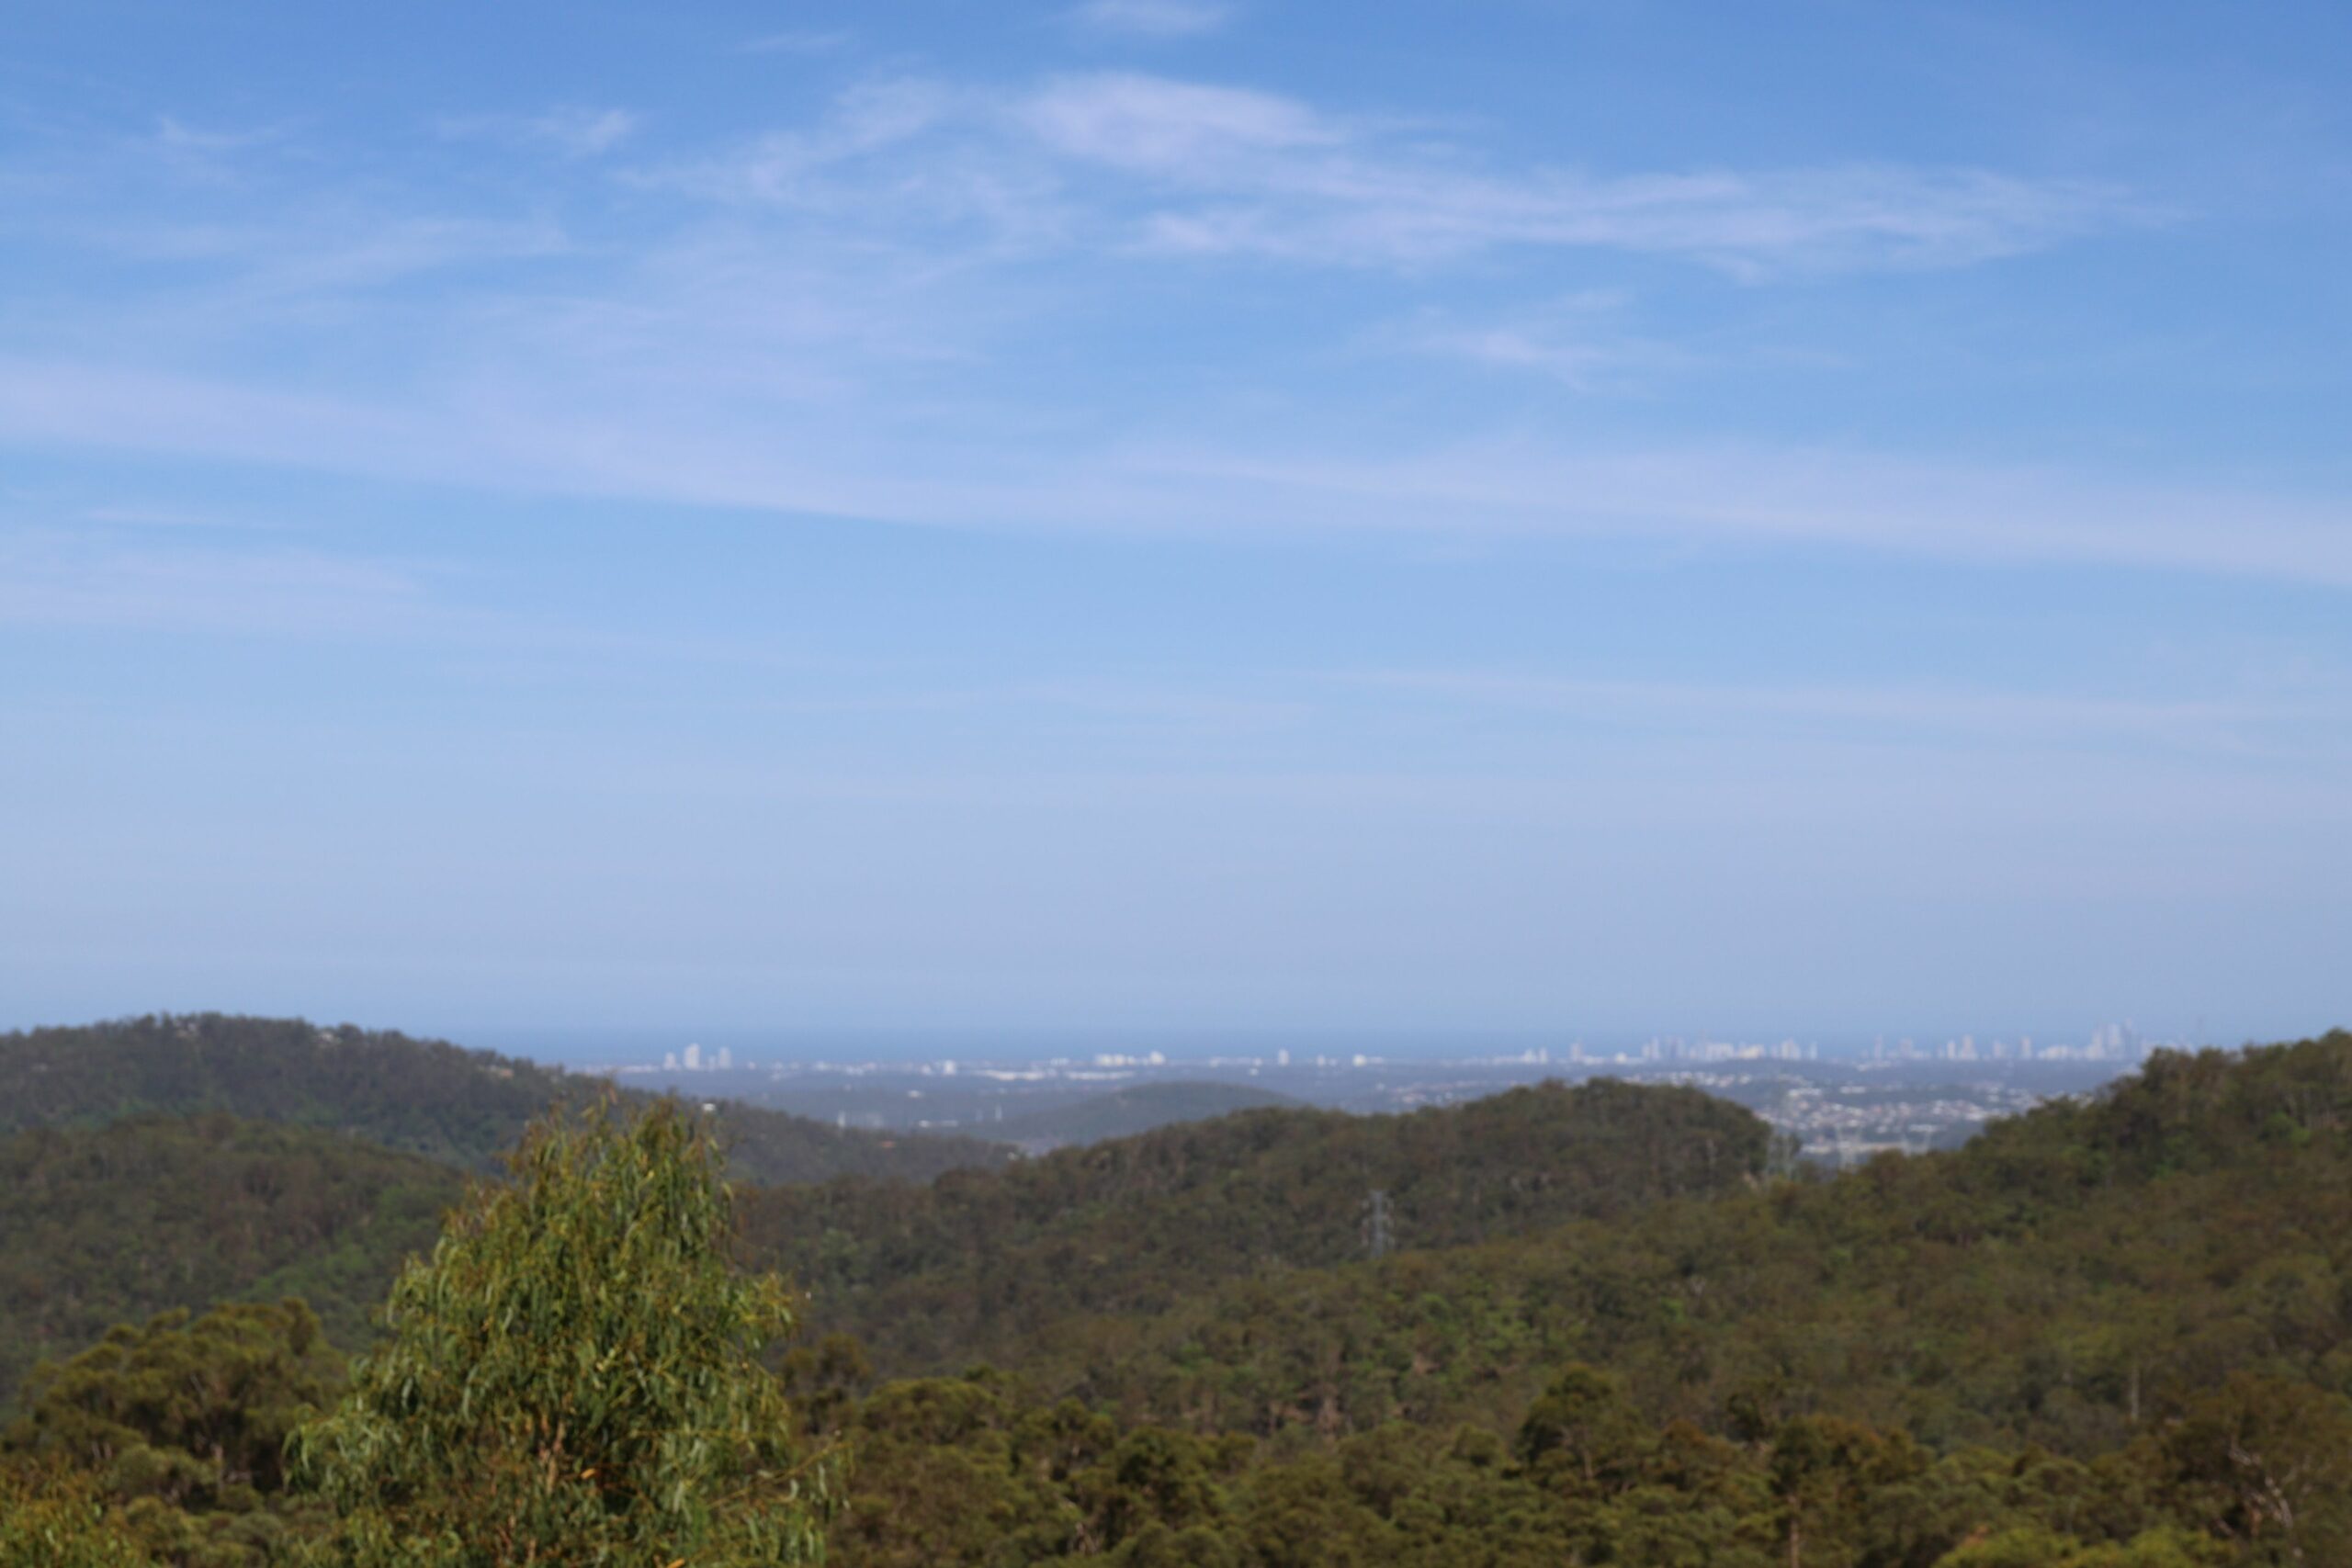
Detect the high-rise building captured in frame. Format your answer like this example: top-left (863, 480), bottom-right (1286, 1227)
top-left (683, 1042), bottom-right (702, 1072)
top-left (716, 1045), bottom-right (732, 1071)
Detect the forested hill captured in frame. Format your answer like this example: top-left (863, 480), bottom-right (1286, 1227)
top-left (975, 1031), bottom-right (2352, 1453)
top-left (6, 1034), bottom-right (2351, 1564)
top-left (738, 1077), bottom-right (1769, 1373)
top-left (0, 1014), bottom-right (1010, 1186)
top-left (0, 1112), bottom-right (464, 1405)
top-left (1959, 1023), bottom-right (2352, 1187)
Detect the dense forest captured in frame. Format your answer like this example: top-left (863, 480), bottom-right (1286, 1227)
top-left (737, 1077), bottom-right (1769, 1374)
top-left (3, 1028), bottom-right (2348, 1564)
top-left (0, 1115), bottom-right (460, 1406)
top-left (0, 1014), bottom-right (1008, 1185)
top-left (899, 1033), bottom-right (2352, 1452)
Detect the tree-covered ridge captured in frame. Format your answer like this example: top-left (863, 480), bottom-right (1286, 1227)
top-left (988, 1081), bottom-right (1306, 1150)
top-left (1960, 1028), bottom-right (2352, 1188)
top-left (0, 1115), bottom-right (462, 1410)
top-left (0, 1013), bottom-right (1010, 1186)
top-left (738, 1077), bottom-right (1770, 1375)
top-left (3, 1036), bottom-right (2350, 1564)
top-left (971, 1032), bottom-right (2352, 1455)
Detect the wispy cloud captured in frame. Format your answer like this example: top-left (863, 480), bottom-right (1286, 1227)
top-left (1068, 1), bottom-right (1233, 40)
top-left (437, 107), bottom-right (640, 158)
top-left (0, 529), bottom-right (447, 637)
top-left (80, 502), bottom-right (288, 532)
top-left (6, 352), bottom-right (2348, 589)
top-left (1016, 73), bottom-right (2138, 272)
top-left (1388, 292), bottom-right (1684, 389)
top-left (1020, 73), bottom-right (1339, 171)
top-left (145, 116), bottom-right (289, 180)
top-left (1412, 322), bottom-right (1633, 385)
top-left (1337, 670), bottom-right (2352, 761)
top-left (0, 69), bottom-right (2247, 588)
top-left (200, 213), bottom-right (567, 295)
top-left (1099, 440), bottom-right (2352, 584)
top-left (153, 117), bottom-right (279, 157)
top-left (655, 70), bottom-right (2146, 276)
top-left (655, 78), bottom-right (967, 205)
top-left (739, 28), bottom-right (854, 57)
top-left (734, 662), bottom-right (2352, 767)
top-left (528, 107), bottom-right (639, 157)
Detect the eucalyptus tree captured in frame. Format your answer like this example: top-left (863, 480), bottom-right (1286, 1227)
top-left (294, 1100), bottom-right (836, 1565)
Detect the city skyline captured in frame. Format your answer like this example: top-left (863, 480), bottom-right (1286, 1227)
top-left (470, 1017), bottom-right (2179, 1072)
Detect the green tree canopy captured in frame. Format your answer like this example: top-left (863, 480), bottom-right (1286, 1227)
top-left (6, 1301), bottom-right (342, 1498)
top-left (290, 1100), bottom-right (836, 1566)
top-left (3, 1298), bottom-right (342, 1566)
top-left (0, 1463), bottom-right (153, 1568)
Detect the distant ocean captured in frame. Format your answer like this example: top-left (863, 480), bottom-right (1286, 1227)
top-left (451, 1025), bottom-right (1621, 1070)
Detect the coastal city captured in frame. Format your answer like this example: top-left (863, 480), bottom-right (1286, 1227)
top-left (602, 1024), bottom-right (2170, 1164)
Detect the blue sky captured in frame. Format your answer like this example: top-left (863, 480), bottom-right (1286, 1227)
top-left (4, 0), bottom-right (2348, 1051)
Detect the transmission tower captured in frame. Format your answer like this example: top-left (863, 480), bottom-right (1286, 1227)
top-left (1363, 1188), bottom-right (1394, 1259)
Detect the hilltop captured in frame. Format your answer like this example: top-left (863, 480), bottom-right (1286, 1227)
top-left (987, 1080), bottom-right (1306, 1150)
top-left (0, 1014), bottom-right (1011, 1186)
top-left (738, 1076), bottom-right (1769, 1374)
top-left (961, 1030), bottom-right (2352, 1450)
top-left (788, 1031), bottom-right (2352, 1564)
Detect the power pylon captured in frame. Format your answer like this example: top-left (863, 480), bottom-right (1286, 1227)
top-left (1363, 1189), bottom-right (1394, 1259)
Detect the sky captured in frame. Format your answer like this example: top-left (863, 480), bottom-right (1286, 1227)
top-left (4, 1), bottom-right (2349, 1055)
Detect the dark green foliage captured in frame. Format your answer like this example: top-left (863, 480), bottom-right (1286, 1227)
top-left (12, 1028), bottom-right (2352, 1565)
top-left (1514, 1364), bottom-right (1645, 1492)
top-left (290, 1100), bottom-right (836, 1566)
top-left (962, 1034), bottom-right (2352, 1447)
top-left (819, 1366), bottom-right (2341, 1566)
top-left (739, 1077), bottom-right (1768, 1375)
top-left (3, 1300), bottom-right (344, 1565)
top-left (0, 1115), bottom-right (462, 1408)
top-left (0, 1463), bottom-right (153, 1568)
top-left (1937, 1529), bottom-right (2229, 1567)
top-left (792, 1032), bottom-right (2352, 1564)
top-left (2144, 1373), bottom-right (2352, 1563)
top-left (0, 1013), bottom-right (1009, 1185)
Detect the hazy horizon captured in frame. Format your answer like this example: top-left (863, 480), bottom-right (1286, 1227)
top-left (6, 2), bottom-right (2346, 1036)
top-left (5, 1012), bottom-right (2309, 1072)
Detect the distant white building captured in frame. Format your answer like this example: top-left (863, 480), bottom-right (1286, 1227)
top-left (684, 1043), bottom-right (702, 1071)
top-left (716, 1045), bottom-right (732, 1071)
